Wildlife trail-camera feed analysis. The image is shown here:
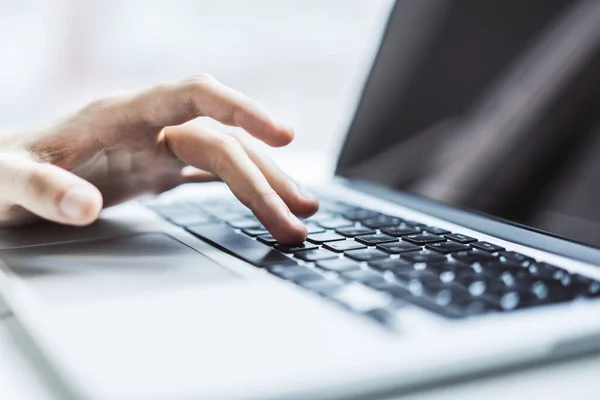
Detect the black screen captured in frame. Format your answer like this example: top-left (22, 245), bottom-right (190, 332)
top-left (336, 0), bottom-right (600, 248)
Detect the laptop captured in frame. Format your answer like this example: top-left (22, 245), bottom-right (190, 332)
top-left (2, 1), bottom-right (600, 399)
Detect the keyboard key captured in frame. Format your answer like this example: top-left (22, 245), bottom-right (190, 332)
top-left (482, 291), bottom-right (521, 311)
top-left (428, 259), bottom-right (471, 271)
top-left (424, 284), bottom-right (471, 308)
top-left (305, 211), bottom-right (335, 223)
top-left (317, 218), bottom-right (354, 229)
top-left (228, 217), bottom-right (262, 229)
top-left (307, 232), bottom-right (346, 244)
top-left (424, 263), bottom-right (467, 283)
top-left (498, 268), bottom-right (535, 288)
top-left (368, 258), bottom-right (413, 273)
top-left (402, 233), bottom-right (446, 245)
top-left (401, 250), bottom-right (446, 264)
top-left (340, 269), bottom-right (385, 284)
top-left (202, 198), bottom-right (234, 211)
top-left (323, 240), bottom-right (367, 252)
top-left (355, 233), bottom-right (399, 245)
top-left (317, 258), bottom-right (361, 272)
top-left (294, 249), bottom-right (339, 262)
top-left (297, 279), bottom-right (343, 295)
top-left (380, 224), bottom-right (420, 237)
top-left (425, 282), bottom-right (496, 316)
top-left (267, 264), bottom-right (307, 275)
top-left (495, 272), bottom-right (536, 292)
top-left (405, 221), bottom-right (428, 229)
top-left (257, 234), bottom-right (278, 245)
top-left (187, 224), bottom-right (295, 267)
top-left (165, 213), bottom-right (214, 227)
top-left (572, 274), bottom-right (600, 297)
top-left (422, 226), bottom-right (451, 235)
top-left (376, 241), bottom-right (421, 254)
top-left (459, 276), bottom-right (520, 311)
top-left (471, 241), bottom-right (505, 252)
top-left (198, 202), bottom-right (245, 216)
top-left (464, 276), bottom-right (508, 297)
top-left (335, 226), bottom-right (376, 237)
top-left (445, 233), bottom-right (478, 244)
top-left (426, 241), bottom-right (471, 254)
top-left (385, 284), bottom-right (465, 319)
top-left (364, 278), bottom-right (401, 292)
top-left (559, 274), bottom-right (574, 287)
top-left (274, 242), bottom-right (319, 253)
top-left (393, 271), bottom-right (439, 291)
top-left (478, 260), bottom-right (526, 278)
top-left (362, 215), bottom-right (404, 228)
top-left (147, 202), bottom-right (195, 215)
top-left (498, 251), bottom-right (535, 265)
top-left (242, 227), bottom-right (270, 236)
top-left (342, 209), bottom-right (379, 221)
top-left (219, 211), bottom-right (253, 222)
top-left (329, 283), bottom-right (391, 311)
top-left (528, 262), bottom-right (569, 281)
top-left (321, 201), bottom-right (356, 214)
top-left (451, 250), bottom-right (496, 264)
top-left (448, 267), bottom-right (481, 286)
top-left (345, 248), bottom-right (389, 262)
top-left (268, 265), bottom-right (323, 282)
top-left (305, 223), bottom-right (326, 234)
top-left (528, 280), bottom-right (575, 303)
top-left (384, 274), bottom-right (422, 295)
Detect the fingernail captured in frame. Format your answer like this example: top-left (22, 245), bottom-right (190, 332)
top-left (296, 184), bottom-right (316, 201)
top-left (59, 187), bottom-right (95, 221)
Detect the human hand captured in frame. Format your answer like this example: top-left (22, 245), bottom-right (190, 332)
top-left (0, 74), bottom-right (319, 244)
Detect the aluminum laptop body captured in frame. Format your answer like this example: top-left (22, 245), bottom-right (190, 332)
top-left (2, 1), bottom-right (600, 399)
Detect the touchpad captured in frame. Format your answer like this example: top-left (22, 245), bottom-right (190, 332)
top-left (0, 233), bottom-right (237, 302)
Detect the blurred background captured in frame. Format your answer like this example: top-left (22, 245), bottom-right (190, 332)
top-left (0, 0), bottom-right (392, 183)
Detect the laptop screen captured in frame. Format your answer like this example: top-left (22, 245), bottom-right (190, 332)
top-left (336, 0), bottom-right (600, 249)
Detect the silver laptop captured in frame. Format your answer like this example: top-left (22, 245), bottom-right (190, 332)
top-left (3, 1), bottom-right (600, 399)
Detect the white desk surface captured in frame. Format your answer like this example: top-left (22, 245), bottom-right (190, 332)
top-left (2, 309), bottom-right (600, 400)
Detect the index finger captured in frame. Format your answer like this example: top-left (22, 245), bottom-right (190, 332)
top-left (121, 74), bottom-right (294, 147)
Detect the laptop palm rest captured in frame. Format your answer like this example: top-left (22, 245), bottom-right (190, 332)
top-left (0, 233), bottom-right (237, 302)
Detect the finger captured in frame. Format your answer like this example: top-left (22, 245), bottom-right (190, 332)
top-left (165, 126), bottom-right (307, 244)
top-left (0, 152), bottom-right (103, 226)
top-left (225, 130), bottom-right (319, 218)
top-left (180, 166), bottom-right (220, 183)
top-left (122, 74), bottom-right (294, 147)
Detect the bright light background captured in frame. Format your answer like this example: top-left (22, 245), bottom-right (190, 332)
top-left (0, 0), bottom-right (392, 183)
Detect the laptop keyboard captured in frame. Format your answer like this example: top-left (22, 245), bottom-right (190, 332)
top-left (146, 197), bottom-right (600, 327)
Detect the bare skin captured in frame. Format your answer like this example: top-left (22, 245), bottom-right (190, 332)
top-left (0, 74), bottom-right (319, 244)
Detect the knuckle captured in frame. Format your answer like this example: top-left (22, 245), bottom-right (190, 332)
top-left (182, 73), bottom-right (218, 117)
top-left (212, 135), bottom-right (244, 175)
top-left (184, 73), bottom-right (216, 86)
top-left (217, 134), bottom-right (244, 152)
top-left (23, 167), bottom-right (52, 200)
top-left (246, 189), bottom-right (278, 210)
top-left (0, 153), bottom-right (62, 209)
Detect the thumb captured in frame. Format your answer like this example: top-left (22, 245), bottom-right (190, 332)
top-left (0, 152), bottom-right (103, 226)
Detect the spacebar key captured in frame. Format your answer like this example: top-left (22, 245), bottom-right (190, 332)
top-left (186, 223), bottom-right (296, 267)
